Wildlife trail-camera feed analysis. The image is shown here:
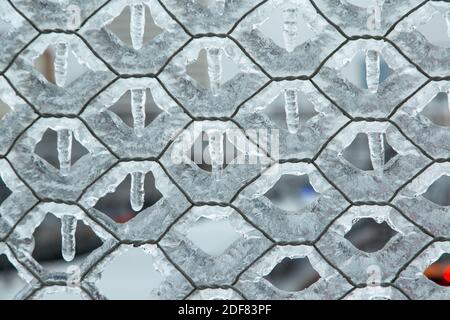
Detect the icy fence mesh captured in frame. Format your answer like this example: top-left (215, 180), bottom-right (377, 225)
top-left (0, 0), bottom-right (449, 300)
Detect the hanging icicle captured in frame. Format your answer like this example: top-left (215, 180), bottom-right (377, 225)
top-left (54, 42), bottom-right (69, 87)
top-left (368, 132), bottom-right (385, 175)
top-left (446, 10), bottom-right (450, 39)
top-left (61, 215), bottom-right (77, 262)
top-left (130, 3), bottom-right (145, 50)
top-left (208, 130), bottom-right (224, 181)
top-left (206, 48), bottom-right (222, 96)
top-left (284, 89), bottom-right (300, 134)
top-left (57, 129), bottom-right (72, 176)
top-left (282, 6), bottom-right (298, 53)
top-left (131, 88), bottom-right (146, 137)
top-left (130, 171), bottom-right (145, 212)
top-left (365, 49), bottom-right (381, 93)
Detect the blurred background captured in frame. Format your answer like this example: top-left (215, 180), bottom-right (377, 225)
top-left (1, 1), bottom-right (450, 299)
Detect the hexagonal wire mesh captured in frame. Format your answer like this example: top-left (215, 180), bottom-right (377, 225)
top-left (0, 0), bottom-right (450, 300)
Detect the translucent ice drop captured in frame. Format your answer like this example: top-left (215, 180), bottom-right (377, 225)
top-left (130, 3), bottom-right (145, 50)
top-left (365, 49), bottom-right (380, 93)
top-left (206, 48), bottom-right (222, 96)
top-left (57, 129), bottom-right (72, 176)
top-left (446, 10), bottom-right (450, 39)
top-left (284, 89), bottom-right (300, 134)
top-left (130, 171), bottom-right (145, 212)
top-left (131, 89), bottom-right (146, 137)
top-left (208, 130), bottom-right (224, 181)
top-left (215, 0), bottom-right (226, 15)
top-left (447, 90), bottom-right (450, 114)
top-left (61, 215), bottom-right (77, 262)
top-left (368, 132), bottom-right (384, 175)
top-left (54, 42), bottom-right (69, 87)
top-left (282, 7), bottom-right (298, 53)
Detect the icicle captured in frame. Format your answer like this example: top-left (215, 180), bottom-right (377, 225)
top-left (57, 129), bottom-right (72, 176)
top-left (365, 49), bottom-right (380, 93)
top-left (130, 171), bottom-right (145, 212)
top-left (447, 89), bottom-right (450, 114)
top-left (284, 89), bottom-right (300, 134)
top-left (208, 130), bottom-right (224, 181)
top-left (54, 42), bottom-right (69, 87)
top-left (446, 10), bottom-right (450, 39)
top-left (368, 132), bottom-right (384, 175)
top-left (130, 3), bottom-right (145, 50)
top-left (61, 215), bottom-right (77, 262)
top-left (282, 6), bottom-right (298, 53)
top-left (206, 48), bottom-right (222, 96)
top-left (131, 89), bottom-right (146, 137)
top-left (215, 0), bottom-right (226, 15)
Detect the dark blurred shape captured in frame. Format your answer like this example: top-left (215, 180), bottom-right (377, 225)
top-left (264, 174), bottom-right (318, 211)
top-left (33, 49), bottom-right (55, 84)
top-left (344, 217), bottom-right (398, 253)
top-left (0, 176), bottom-right (12, 207)
top-left (94, 172), bottom-right (162, 223)
top-left (421, 92), bottom-right (450, 127)
top-left (32, 214), bottom-right (102, 263)
top-left (424, 253), bottom-right (450, 286)
top-left (264, 257), bottom-right (321, 292)
top-left (0, 253), bottom-right (12, 272)
top-left (422, 175), bottom-right (450, 206)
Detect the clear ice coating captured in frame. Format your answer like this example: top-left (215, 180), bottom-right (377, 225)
top-left (0, 0), bottom-right (449, 300)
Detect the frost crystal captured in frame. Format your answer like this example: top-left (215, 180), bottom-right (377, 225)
top-left (0, 0), bottom-right (449, 300)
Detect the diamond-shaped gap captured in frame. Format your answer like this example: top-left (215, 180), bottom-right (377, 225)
top-left (188, 131), bottom-right (243, 172)
top-left (0, 176), bottom-right (12, 208)
top-left (340, 51), bottom-right (394, 90)
top-left (34, 128), bottom-right (89, 170)
top-left (105, 4), bottom-right (164, 48)
top-left (422, 175), bottom-right (450, 207)
top-left (421, 92), bottom-right (450, 127)
top-left (341, 133), bottom-right (398, 171)
top-left (33, 45), bottom-right (89, 87)
top-left (108, 89), bottom-right (163, 128)
top-left (263, 174), bottom-right (319, 212)
top-left (417, 12), bottom-right (450, 48)
top-left (263, 257), bottom-right (321, 292)
top-left (186, 216), bottom-right (241, 256)
top-left (0, 254), bottom-right (27, 299)
top-left (424, 253), bottom-right (450, 286)
top-left (31, 213), bottom-right (102, 271)
top-left (97, 246), bottom-right (164, 299)
top-left (94, 171), bottom-right (163, 223)
top-left (262, 91), bottom-right (319, 130)
top-left (185, 48), bottom-right (241, 90)
top-left (344, 217), bottom-right (398, 253)
top-left (257, 6), bottom-right (315, 51)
